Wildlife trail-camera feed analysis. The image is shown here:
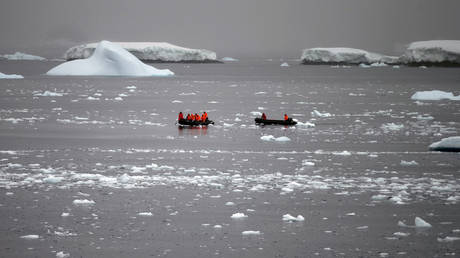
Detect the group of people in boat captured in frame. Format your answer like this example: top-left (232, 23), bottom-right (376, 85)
top-left (260, 113), bottom-right (290, 121)
top-left (178, 111), bottom-right (208, 122)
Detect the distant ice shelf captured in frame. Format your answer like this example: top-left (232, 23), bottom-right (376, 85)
top-left (64, 42), bottom-right (218, 63)
top-left (301, 40), bottom-right (460, 66)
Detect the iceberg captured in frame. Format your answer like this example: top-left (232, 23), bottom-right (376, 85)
top-left (64, 42), bottom-right (218, 63)
top-left (401, 40), bottom-right (460, 65)
top-left (1, 52), bottom-right (46, 61)
top-left (0, 72), bottom-right (24, 79)
top-left (429, 136), bottom-right (460, 152)
top-left (46, 41), bottom-right (174, 77)
top-left (301, 47), bottom-right (399, 65)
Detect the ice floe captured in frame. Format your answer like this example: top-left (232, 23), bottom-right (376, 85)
top-left (311, 110), bottom-right (332, 118)
top-left (231, 213), bottom-right (248, 219)
top-left (137, 212), bottom-right (153, 216)
top-left (411, 90), bottom-right (460, 101)
top-left (73, 199), bottom-right (95, 205)
top-left (221, 57), bottom-right (238, 62)
top-left (260, 135), bottom-right (291, 142)
top-left (280, 62), bottom-right (289, 67)
top-left (47, 41), bottom-right (174, 76)
top-left (282, 214), bottom-right (305, 222)
top-left (56, 251), bottom-right (70, 258)
top-left (242, 231), bottom-right (261, 236)
top-left (20, 235), bottom-right (39, 240)
top-left (0, 72), bottom-right (24, 79)
top-left (1, 52), bottom-right (46, 60)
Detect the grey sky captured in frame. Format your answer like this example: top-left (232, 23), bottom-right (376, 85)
top-left (1, 0), bottom-right (459, 58)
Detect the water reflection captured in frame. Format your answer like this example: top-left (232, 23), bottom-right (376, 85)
top-left (178, 125), bottom-right (208, 136)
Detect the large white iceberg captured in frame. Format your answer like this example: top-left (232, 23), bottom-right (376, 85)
top-left (401, 40), bottom-right (460, 65)
top-left (64, 42), bottom-right (217, 62)
top-left (301, 47), bottom-right (399, 65)
top-left (411, 90), bottom-right (460, 101)
top-left (46, 41), bottom-right (174, 77)
top-left (1, 52), bottom-right (46, 61)
top-left (429, 136), bottom-right (460, 152)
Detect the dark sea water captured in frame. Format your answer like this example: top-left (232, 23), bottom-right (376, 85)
top-left (1, 60), bottom-right (460, 257)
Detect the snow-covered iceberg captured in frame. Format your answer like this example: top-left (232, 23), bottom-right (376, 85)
top-left (429, 136), bottom-right (460, 152)
top-left (1, 52), bottom-right (46, 61)
top-left (0, 72), bottom-right (24, 79)
top-left (301, 47), bottom-right (399, 65)
top-left (47, 41), bottom-right (174, 77)
top-left (401, 40), bottom-right (460, 65)
top-left (64, 42), bottom-right (218, 63)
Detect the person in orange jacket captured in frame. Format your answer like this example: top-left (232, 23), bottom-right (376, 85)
top-left (186, 114), bottom-right (191, 120)
top-left (261, 113), bottom-right (267, 120)
top-left (195, 113), bottom-right (200, 121)
top-left (284, 114), bottom-right (289, 121)
top-left (202, 112), bottom-right (208, 122)
top-left (178, 112), bottom-right (184, 121)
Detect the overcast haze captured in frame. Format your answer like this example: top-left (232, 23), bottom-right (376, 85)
top-left (1, 0), bottom-right (459, 58)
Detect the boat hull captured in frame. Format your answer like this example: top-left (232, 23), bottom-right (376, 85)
top-left (254, 118), bottom-right (297, 125)
top-left (178, 119), bottom-right (214, 126)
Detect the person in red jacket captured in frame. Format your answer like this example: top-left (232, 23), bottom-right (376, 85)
top-left (186, 114), bottom-right (191, 120)
top-left (202, 112), bottom-right (208, 122)
top-left (178, 112), bottom-right (184, 121)
top-left (261, 113), bottom-right (267, 120)
top-left (284, 114), bottom-right (289, 121)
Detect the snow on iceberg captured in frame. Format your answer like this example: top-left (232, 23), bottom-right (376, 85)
top-left (429, 136), bottom-right (460, 152)
top-left (411, 90), bottom-right (460, 101)
top-left (47, 41), bottom-right (174, 77)
top-left (401, 40), bottom-right (460, 65)
top-left (64, 42), bottom-right (217, 62)
top-left (301, 47), bottom-right (398, 65)
top-left (0, 72), bottom-right (24, 79)
top-left (282, 214), bottom-right (305, 222)
top-left (1, 52), bottom-right (46, 60)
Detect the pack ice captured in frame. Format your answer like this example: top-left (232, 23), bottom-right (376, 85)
top-left (64, 41), bottom-right (217, 62)
top-left (46, 41), bottom-right (174, 77)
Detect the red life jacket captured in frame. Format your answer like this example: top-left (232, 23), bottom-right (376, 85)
top-left (284, 114), bottom-right (288, 121)
top-left (179, 113), bottom-right (184, 120)
top-left (262, 113), bottom-right (267, 120)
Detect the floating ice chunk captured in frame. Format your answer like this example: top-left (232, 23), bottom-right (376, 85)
top-left (332, 151), bottom-right (351, 156)
top-left (296, 121), bottom-right (315, 128)
top-left (393, 232), bottom-right (410, 237)
top-left (221, 57), bottom-right (238, 61)
top-left (411, 90), bottom-right (460, 101)
top-left (138, 212), bottom-right (153, 216)
top-left (250, 111), bottom-right (263, 116)
top-left (47, 41), bottom-right (174, 76)
top-left (311, 110), bottom-right (332, 117)
top-left (280, 62), bottom-right (289, 67)
top-left (0, 72), bottom-right (24, 79)
top-left (20, 235), bottom-right (39, 240)
top-left (1, 52), bottom-right (45, 60)
top-left (381, 123), bottom-right (404, 132)
top-left (34, 91), bottom-right (64, 97)
top-left (225, 202), bottom-right (235, 206)
top-left (260, 135), bottom-right (275, 141)
top-left (301, 160), bottom-right (315, 166)
top-left (346, 212), bottom-right (356, 216)
top-left (438, 236), bottom-right (460, 242)
top-left (400, 160), bottom-right (419, 166)
top-left (282, 214), bottom-right (305, 222)
top-left (213, 225), bottom-right (222, 229)
top-left (242, 230), bottom-right (261, 236)
top-left (231, 213), bottom-right (248, 219)
top-left (356, 226), bottom-right (369, 230)
top-left (415, 217), bottom-right (432, 228)
top-left (56, 251), bottom-right (70, 258)
top-left (429, 136), bottom-right (460, 152)
top-left (43, 176), bottom-right (64, 184)
top-left (61, 212), bottom-right (70, 217)
top-left (73, 199), bottom-right (95, 205)
top-left (275, 136), bottom-right (291, 142)
top-left (126, 85), bottom-right (137, 89)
